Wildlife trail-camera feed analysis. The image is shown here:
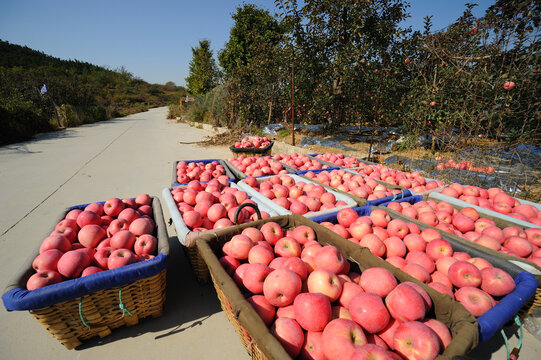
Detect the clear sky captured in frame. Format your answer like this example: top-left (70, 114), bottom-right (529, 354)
top-left (0, 0), bottom-right (494, 87)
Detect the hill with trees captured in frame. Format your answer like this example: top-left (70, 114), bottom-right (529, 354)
top-left (0, 39), bottom-right (186, 145)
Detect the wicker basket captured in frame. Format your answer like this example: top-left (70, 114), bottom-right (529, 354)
top-left (198, 215), bottom-right (480, 360)
top-left (230, 141), bottom-right (274, 158)
top-left (2, 196), bottom-right (170, 349)
top-left (184, 245), bottom-right (210, 284)
top-left (211, 272), bottom-right (267, 360)
top-left (518, 287), bottom-right (541, 319)
top-left (30, 270), bottom-right (166, 349)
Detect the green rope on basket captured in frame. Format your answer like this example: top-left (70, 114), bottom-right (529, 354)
top-left (500, 315), bottom-right (524, 360)
top-left (118, 288), bottom-right (133, 317)
top-left (78, 297), bottom-right (90, 328)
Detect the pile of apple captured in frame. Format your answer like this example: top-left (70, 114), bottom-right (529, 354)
top-left (439, 183), bottom-right (541, 225)
top-left (386, 199), bottom-right (541, 266)
top-left (234, 136), bottom-right (272, 149)
top-left (220, 222), bottom-right (453, 360)
top-left (227, 155), bottom-right (289, 177)
top-left (170, 179), bottom-right (271, 232)
top-left (302, 169), bottom-right (402, 201)
top-left (272, 153), bottom-right (333, 171)
top-left (244, 175), bottom-right (347, 215)
top-left (314, 152), bottom-right (363, 168)
top-left (27, 194), bottom-right (158, 291)
top-left (175, 160), bottom-right (229, 184)
top-left (436, 159), bottom-right (494, 174)
top-left (318, 208), bottom-right (518, 318)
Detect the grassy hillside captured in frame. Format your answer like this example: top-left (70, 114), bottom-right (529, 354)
top-left (0, 40), bottom-right (186, 145)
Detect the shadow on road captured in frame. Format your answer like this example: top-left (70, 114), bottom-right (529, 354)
top-left (75, 234), bottom-right (223, 350)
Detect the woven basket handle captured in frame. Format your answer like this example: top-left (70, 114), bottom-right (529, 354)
top-left (234, 203), bottom-right (262, 225)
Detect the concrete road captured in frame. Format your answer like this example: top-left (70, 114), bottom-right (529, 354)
top-left (0, 107), bottom-right (539, 359)
top-left (0, 107), bottom-right (249, 359)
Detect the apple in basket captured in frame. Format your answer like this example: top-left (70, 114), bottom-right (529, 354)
top-left (26, 270), bottom-right (62, 290)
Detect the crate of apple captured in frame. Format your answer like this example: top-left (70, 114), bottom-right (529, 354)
top-left (313, 207), bottom-right (536, 321)
top-left (436, 159), bottom-right (495, 174)
top-left (239, 174), bottom-right (358, 218)
top-left (312, 152), bottom-right (369, 168)
top-left (232, 136), bottom-right (273, 151)
top-left (272, 153), bottom-right (333, 171)
top-left (437, 183), bottom-right (541, 225)
top-left (203, 220), bottom-right (478, 360)
top-left (225, 155), bottom-right (292, 178)
top-left (26, 194), bottom-right (161, 291)
top-left (173, 159), bottom-right (233, 186)
top-left (164, 179), bottom-right (275, 245)
top-left (385, 197), bottom-right (541, 268)
top-left (301, 169), bottom-right (404, 203)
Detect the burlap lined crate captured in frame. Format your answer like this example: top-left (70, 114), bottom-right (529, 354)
top-left (197, 214), bottom-right (479, 360)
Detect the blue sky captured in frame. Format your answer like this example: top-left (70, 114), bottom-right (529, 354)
top-left (0, 0), bottom-right (493, 86)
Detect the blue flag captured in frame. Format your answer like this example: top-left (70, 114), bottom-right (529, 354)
top-left (40, 84), bottom-right (47, 95)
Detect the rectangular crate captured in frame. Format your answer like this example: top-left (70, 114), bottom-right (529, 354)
top-left (162, 183), bottom-right (279, 284)
top-left (311, 205), bottom-right (539, 341)
top-left (223, 157), bottom-right (297, 180)
top-left (2, 196), bottom-right (169, 349)
top-left (230, 141), bottom-right (274, 157)
top-left (196, 215), bottom-right (480, 359)
top-left (236, 173), bottom-right (358, 219)
top-left (297, 168), bottom-right (412, 207)
top-left (171, 159), bottom-right (235, 187)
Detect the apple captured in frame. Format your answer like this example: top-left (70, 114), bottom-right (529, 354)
top-left (480, 267), bottom-right (516, 296)
top-left (134, 234), bottom-right (157, 255)
top-left (294, 292), bottom-right (332, 332)
top-left (301, 331), bottom-right (326, 360)
top-left (275, 237), bottom-right (302, 258)
top-left (403, 234), bottom-right (426, 252)
top-left (26, 270), bottom-right (62, 290)
top-left (107, 219), bottom-right (129, 236)
top-left (261, 222), bottom-right (284, 245)
top-left (51, 225), bottom-right (77, 243)
top-left (448, 261), bottom-right (482, 288)
top-left (283, 257), bottom-right (308, 281)
top-left (39, 234), bottom-right (71, 254)
top-left (78, 224), bottom-right (106, 248)
top-left (264, 269), bottom-right (302, 307)
top-left (248, 245), bottom-right (275, 265)
top-left (393, 321), bottom-right (440, 360)
top-left (242, 227), bottom-right (264, 243)
top-left (135, 193), bottom-right (151, 206)
top-left (247, 295), bottom-right (276, 326)
top-left (32, 249), bottom-right (63, 272)
top-left (370, 209), bottom-right (391, 228)
top-left (349, 292), bottom-right (390, 334)
top-left (422, 319), bottom-right (452, 349)
top-left (359, 234), bottom-right (386, 258)
top-left (385, 283), bottom-right (427, 322)
top-left (107, 248), bottom-right (136, 269)
top-left (103, 197), bottom-right (125, 217)
top-left (322, 318), bottom-right (367, 360)
top-left (271, 318), bottom-right (305, 358)
top-left (243, 263), bottom-right (272, 294)
top-left (219, 255), bottom-right (240, 276)
top-left (384, 237), bottom-right (407, 258)
top-left (110, 230), bottom-right (136, 250)
top-left (76, 210), bottom-right (102, 228)
top-left (454, 286), bottom-right (493, 316)
top-left (314, 246), bottom-right (346, 273)
top-left (425, 239), bottom-right (453, 261)
top-left (307, 269), bottom-right (343, 302)
top-left (94, 247), bottom-right (114, 269)
top-left (81, 266), bottom-right (103, 277)
top-left (359, 267), bottom-right (397, 298)
top-left (337, 208), bottom-right (359, 228)
top-left (57, 250), bottom-right (90, 278)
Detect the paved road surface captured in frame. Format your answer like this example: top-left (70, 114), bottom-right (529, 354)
top-left (0, 107), bottom-right (539, 359)
top-left (0, 107), bottom-right (249, 359)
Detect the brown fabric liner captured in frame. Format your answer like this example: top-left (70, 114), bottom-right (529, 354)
top-left (4, 196), bottom-right (170, 292)
top-left (197, 214), bottom-right (479, 360)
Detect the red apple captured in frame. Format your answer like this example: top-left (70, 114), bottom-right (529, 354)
top-left (32, 249), bottom-right (63, 272)
top-left (107, 248), bottom-right (136, 269)
top-left (271, 318), bottom-right (305, 358)
top-left (57, 250), bottom-right (90, 278)
top-left (294, 292), bottom-right (332, 332)
top-left (349, 292), bottom-right (390, 334)
top-left (307, 269), bottom-right (343, 302)
top-left (455, 287), bottom-right (493, 316)
top-left (39, 234), bottom-right (71, 254)
top-left (448, 261), bottom-right (482, 288)
top-left (359, 267), bottom-right (397, 298)
top-left (322, 318), bottom-right (367, 360)
top-left (78, 224), bottom-right (106, 248)
top-left (134, 234), bottom-right (157, 255)
top-left (264, 269), bottom-right (302, 307)
top-left (393, 321), bottom-right (440, 360)
top-left (385, 283), bottom-right (426, 322)
top-left (480, 267), bottom-right (516, 296)
top-left (26, 270), bottom-right (62, 290)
